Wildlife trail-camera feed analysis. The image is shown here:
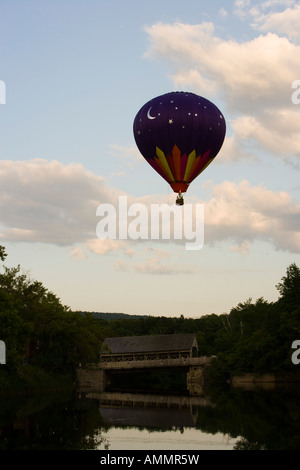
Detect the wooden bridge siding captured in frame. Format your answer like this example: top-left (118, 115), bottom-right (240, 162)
top-left (100, 351), bottom-right (192, 363)
top-left (98, 356), bottom-right (209, 371)
top-left (76, 356), bottom-right (212, 395)
top-left (86, 391), bottom-right (213, 408)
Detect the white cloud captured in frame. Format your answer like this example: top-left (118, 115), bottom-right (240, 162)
top-left (0, 159), bottom-right (112, 246)
top-left (143, 20), bottom-right (300, 162)
top-left (70, 246), bottom-right (88, 260)
top-left (230, 240), bottom-right (251, 254)
top-left (233, 0), bottom-right (251, 18)
top-left (110, 247), bottom-right (197, 275)
top-left (233, 1), bottom-right (300, 42)
top-left (108, 144), bottom-right (143, 167)
top-left (217, 133), bottom-right (257, 163)
top-left (86, 238), bottom-right (128, 255)
top-left (134, 257), bottom-right (197, 275)
top-left (232, 108), bottom-right (300, 160)
top-left (234, 0), bottom-right (296, 23)
top-left (219, 8), bottom-right (228, 18)
top-left (113, 259), bottom-right (131, 272)
top-left (133, 247), bottom-right (198, 275)
top-left (251, 3), bottom-right (300, 41)
top-left (144, 22), bottom-right (298, 111)
top-left (1, 160), bottom-right (300, 260)
top-left (204, 179), bottom-right (300, 252)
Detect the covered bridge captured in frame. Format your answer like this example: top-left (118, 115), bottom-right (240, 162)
top-left (100, 334), bottom-right (198, 363)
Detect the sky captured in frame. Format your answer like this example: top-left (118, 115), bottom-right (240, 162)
top-left (1, 0), bottom-right (300, 317)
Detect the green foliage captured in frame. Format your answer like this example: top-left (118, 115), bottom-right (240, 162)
top-left (0, 244), bottom-right (299, 389)
top-left (0, 246), bottom-right (7, 262)
top-left (276, 263), bottom-right (300, 312)
top-left (0, 246), bottom-right (103, 384)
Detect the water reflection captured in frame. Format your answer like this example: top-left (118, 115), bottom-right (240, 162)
top-left (98, 426), bottom-right (238, 450)
top-left (0, 386), bottom-right (300, 450)
top-left (93, 391), bottom-right (213, 428)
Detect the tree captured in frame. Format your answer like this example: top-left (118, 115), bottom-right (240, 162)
top-left (0, 246), bottom-right (7, 262)
top-left (276, 263), bottom-right (300, 311)
top-left (0, 246), bottom-right (103, 376)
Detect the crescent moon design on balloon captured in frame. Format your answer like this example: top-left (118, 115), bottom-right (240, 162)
top-left (147, 107), bottom-right (156, 120)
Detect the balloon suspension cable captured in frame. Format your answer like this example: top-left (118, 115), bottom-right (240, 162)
top-left (176, 190), bottom-right (184, 206)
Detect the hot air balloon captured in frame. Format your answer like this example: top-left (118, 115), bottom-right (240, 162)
top-left (133, 91), bottom-right (226, 204)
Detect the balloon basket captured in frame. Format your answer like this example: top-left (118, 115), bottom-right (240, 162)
top-left (176, 195), bottom-right (184, 206)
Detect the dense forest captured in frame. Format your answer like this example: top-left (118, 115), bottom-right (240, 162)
top-left (0, 244), bottom-right (300, 393)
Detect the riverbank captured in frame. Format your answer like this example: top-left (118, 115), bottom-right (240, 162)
top-left (0, 365), bottom-right (74, 396)
top-left (231, 370), bottom-right (300, 391)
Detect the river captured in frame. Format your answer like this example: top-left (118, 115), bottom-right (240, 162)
top-left (0, 384), bottom-right (299, 451)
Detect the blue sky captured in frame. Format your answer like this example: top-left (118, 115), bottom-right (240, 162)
top-left (1, 0), bottom-right (300, 317)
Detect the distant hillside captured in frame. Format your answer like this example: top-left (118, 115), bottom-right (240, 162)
top-left (79, 311), bottom-right (148, 320)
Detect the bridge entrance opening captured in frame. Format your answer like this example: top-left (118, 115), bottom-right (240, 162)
top-left (106, 368), bottom-right (188, 394)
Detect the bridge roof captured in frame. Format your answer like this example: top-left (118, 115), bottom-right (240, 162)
top-left (101, 334), bottom-right (198, 355)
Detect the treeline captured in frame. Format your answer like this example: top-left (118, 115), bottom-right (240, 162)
top-left (0, 246), bottom-right (105, 391)
top-left (0, 244), bottom-right (300, 392)
top-left (83, 263), bottom-right (300, 380)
